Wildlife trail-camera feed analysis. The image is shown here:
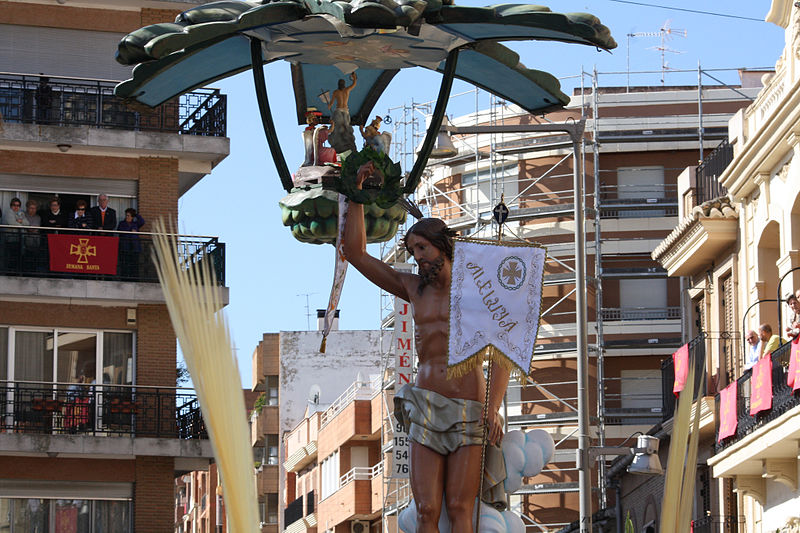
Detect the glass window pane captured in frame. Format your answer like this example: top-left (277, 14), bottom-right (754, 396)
top-left (102, 333), bottom-right (133, 385)
top-left (12, 498), bottom-right (49, 533)
top-left (56, 332), bottom-right (97, 388)
top-left (14, 331), bottom-right (53, 382)
top-left (54, 500), bottom-right (90, 533)
top-left (0, 327), bottom-right (8, 381)
top-left (0, 498), bottom-right (10, 532)
top-left (94, 500), bottom-right (131, 533)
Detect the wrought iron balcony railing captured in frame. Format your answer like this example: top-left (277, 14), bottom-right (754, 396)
top-left (0, 225), bottom-right (225, 285)
top-left (0, 380), bottom-right (207, 439)
top-left (0, 72), bottom-right (226, 136)
top-left (695, 139), bottom-right (732, 205)
top-left (691, 514), bottom-right (744, 533)
top-left (714, 340), bottom-right (800, 452)
top-left (661, 333), bottom-right (706, 421)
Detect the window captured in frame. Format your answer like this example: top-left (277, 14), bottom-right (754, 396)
top-left (2, 327), bottom-right (133, 385)
top-left (267, 435), bottom-right (279, 465)
top-left (266, 494), bottom-right (278, 524)
top-left (320, 451), bottom-right (340, 500)
top-left (266, 376), bottom-right (279, 406)
top-left (0, 498), bottom-right (131, 532)
top-left (461, 165), bottom-right (518, 215)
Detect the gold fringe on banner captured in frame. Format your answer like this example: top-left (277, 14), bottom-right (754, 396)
top-left (446, 344), bottom-right (528, 382)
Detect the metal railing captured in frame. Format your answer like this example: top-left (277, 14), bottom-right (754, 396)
top-left (319, 377), bottom-right (381, 428)
top-left (339, 466), bottom-right (375, 487)
top-left (691, 514), bottom-right (745, 533)
top-left (284, 495), bottom-right (304, 527)
top-left (600, 307), bottom-right (681, 321)
top-left (0, 225), bottom-right (225, 285)
top-left (0, 72), bottom-right (226, 136)
top-left (0, 380), bottom-right (207, 438)
top-left (661, 334), bottom-right (706, 421)
top-left (714, 340), bottom-right (800, 452)
top-left (695, 139), bottom-right (732, 205)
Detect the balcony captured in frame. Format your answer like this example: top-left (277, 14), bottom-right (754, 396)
top-left (0, 73), bottom-right (225, 136)
top-left (256, 465), bottom-right (278, 494)
top-left (0, 226), bottom-right (224, 283)
top-left (284, 412), bottom-right (320, 473)
top-left (0, 380), bottom-right (212, 459)
top-left (0, 380), bottom-right (206, 437)
top-left (284, 491), bottom-right (317, 533)
top-left (713, 341), bottom-right (800, 453)
top-left (597, 183), bottom-right (679, 219)
top-left (661, 334), bottom-right (707, 421)
top-left (600, 306), bottom-right (681, 321)
top-left (318, 467), bottom-right (375, 528)
top-left (695, 139), bottom-right (732, 205)
top-left (251, 407), bottom-right (278, 447)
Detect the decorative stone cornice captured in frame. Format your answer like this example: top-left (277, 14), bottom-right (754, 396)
top-left (652, 196), bottom-right (739, 271)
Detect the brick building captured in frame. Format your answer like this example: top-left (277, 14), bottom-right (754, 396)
top-left (251, 323), bottom-right (385, 533)
top-left (0, 1), bottom-right (228, 531)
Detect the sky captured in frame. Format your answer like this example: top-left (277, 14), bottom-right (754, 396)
top-left (176, 1), bottom-right (785, 387)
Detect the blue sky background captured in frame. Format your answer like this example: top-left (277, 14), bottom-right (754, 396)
top-left (176, 1), bottom-right (785, 387)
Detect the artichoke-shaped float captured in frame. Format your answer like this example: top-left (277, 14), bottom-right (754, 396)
top-left (114, 0), bottom-right (616, 244)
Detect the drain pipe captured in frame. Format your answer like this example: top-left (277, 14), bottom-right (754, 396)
top-left (615, 483), bottom-right (623, 533)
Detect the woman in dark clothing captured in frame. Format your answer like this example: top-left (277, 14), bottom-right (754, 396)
top-left (68, 200), bottom-right (96, 230)
top-left (117, 208), bottom-right (145, 278)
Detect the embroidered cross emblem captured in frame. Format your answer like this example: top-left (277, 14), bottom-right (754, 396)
top-left (70, 238), bottom-right (97, 264)
top-left (497, 255), bottom-right (526, 290)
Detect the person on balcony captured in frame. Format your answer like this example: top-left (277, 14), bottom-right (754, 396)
top-left (90, 193), bottom-right (117, 231)
top-left (758, 323), bottom-right (782, 357)
top-left (69, 200), bottom-right (96, 230)
top-left (2, 197), bottom-right (28, 271)
top-left (785, 293), bottom-right (800, 341)
top-left (23, 199), bottom-right (44, 271)
top-left (744, 330), bottom-right (760, 371)
top-left (117, 208), bottom-right (146, 278)
top-left (42, 197), bottom-right (68, 230)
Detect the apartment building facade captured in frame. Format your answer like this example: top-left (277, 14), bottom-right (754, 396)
top-left (251, 326), bottom-right (384, 533)
top-left (0, 1), bottom-right (228, 532)
top-left (648, 2), bottom-right (800, 531)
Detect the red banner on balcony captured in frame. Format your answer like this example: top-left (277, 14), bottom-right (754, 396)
top-left (672, 343), bottom-right (689, 396)
top-left (48, 234), bottom-right (119, 275)
top-left (749, 354), bottom-right (773, 416)
top-left (717, 381), bottom-right (737, 442)
top-left (788, 336), bottom-right (800, 391)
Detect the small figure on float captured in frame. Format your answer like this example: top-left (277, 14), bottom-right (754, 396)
top-left (301, 108), bottom-right (337, 167)
top-left (359, 115), bottom-right (392, 154)
top-left (327, 72), bottom-right (358, 154)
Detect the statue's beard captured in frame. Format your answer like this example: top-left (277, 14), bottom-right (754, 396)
top-left (418, 256), bottom-right (444, 294)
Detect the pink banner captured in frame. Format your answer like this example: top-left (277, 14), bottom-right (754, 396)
top-left (788, 336), bottom-right (800, 391)
top-left (717, 381), bottom-right (737, 442)
top-left (749, 354), bottom-right (773, 416)
top-left (672, 343), bottom-right (689, 396)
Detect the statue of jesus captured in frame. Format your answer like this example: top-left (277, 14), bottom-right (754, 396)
top-left (343, 162), bottom-right (509, 532)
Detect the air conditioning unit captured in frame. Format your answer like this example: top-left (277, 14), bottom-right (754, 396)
top-left (351, 520), bottom-right (369, 533)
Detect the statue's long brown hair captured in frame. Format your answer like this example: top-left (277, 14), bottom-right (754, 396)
top-left (402, 218), bottom-right (456, 261)
top-left (403, 218), bottom-right (456, 294)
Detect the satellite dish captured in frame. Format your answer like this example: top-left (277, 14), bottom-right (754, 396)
top-left (308, 384), bottom-right (321, 405)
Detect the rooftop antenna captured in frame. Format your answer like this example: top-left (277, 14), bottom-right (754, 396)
top-left (627, 20), bottom-right (687, 88)
top-left (297, 292), bottom-right (317, 330)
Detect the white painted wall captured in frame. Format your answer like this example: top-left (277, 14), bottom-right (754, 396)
top-left (279, 329), bottom-right (383, 434)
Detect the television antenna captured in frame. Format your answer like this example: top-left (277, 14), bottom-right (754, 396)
top-left (297, 292), bottom-right (317, 330)
top-left (627, 20), bottom-right (688, 88)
